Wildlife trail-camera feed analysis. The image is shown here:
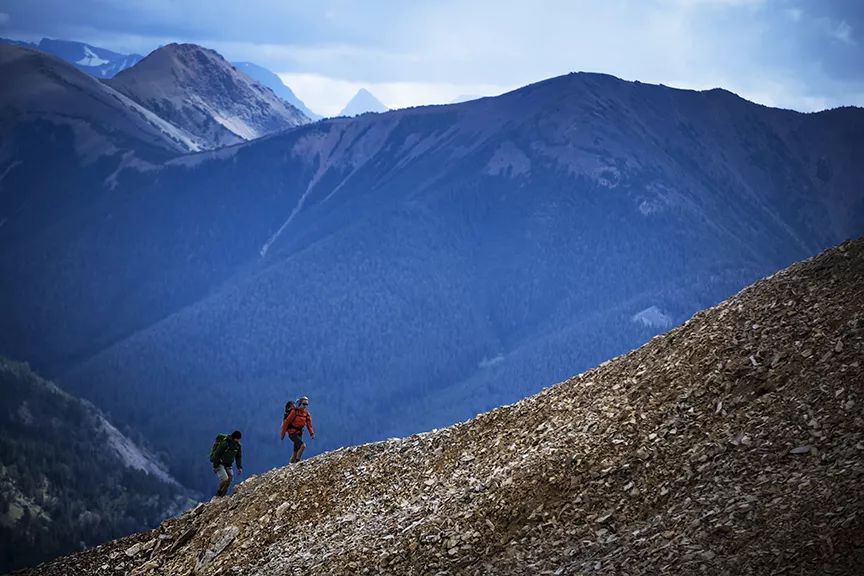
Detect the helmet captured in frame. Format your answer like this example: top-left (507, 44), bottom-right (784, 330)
top-left (297, 396), bottom-right (309, 407)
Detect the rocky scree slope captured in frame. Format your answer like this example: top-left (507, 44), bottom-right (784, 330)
top-left (107, 43), bottom-right (310, 150)
top-left (27, 238), bottom-right (864, 575)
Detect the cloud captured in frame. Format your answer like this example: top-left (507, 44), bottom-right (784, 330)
top-left (662, 0), bottom-right (764, 6)
top-left (277, 72), bottom-right (512, 116)
top-left (785, 8), bottom-right (802, 23)
top-left (808, 15), bottom-right (857, 46)
top-left (829, 19), bottom-right (855, 45)
top-left (2, 0), bottom-right (862, 112)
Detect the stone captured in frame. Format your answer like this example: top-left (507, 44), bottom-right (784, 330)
top-left (124, 543), bottom-right (143, 558)
top-left (194, 526), bottom-right (239, 572)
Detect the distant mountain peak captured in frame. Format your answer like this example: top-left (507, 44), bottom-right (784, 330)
top-left (0, 43), bottom-right (197, 155)
top-left (124, 42), bottom-right (227, 73)
top-left (108, 43), bottom-right (310, 149)
top-left (338, 88), bottom-right (389, 117)
top-left (232, 61), bottom-right (322, 120)
top-left (1, 36), bottom-right (143, 78)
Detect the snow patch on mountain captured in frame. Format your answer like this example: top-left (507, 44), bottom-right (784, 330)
top-left (75, 46), bottom-right (108, 67)
top-left (631, 305), bottom-right (674, 329)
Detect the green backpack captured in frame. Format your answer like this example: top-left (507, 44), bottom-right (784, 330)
top-left (209, 433), bottom-right (229, 463)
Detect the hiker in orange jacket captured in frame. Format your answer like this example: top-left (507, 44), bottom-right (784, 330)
top-left (280, 396), bottom-right (315, 463)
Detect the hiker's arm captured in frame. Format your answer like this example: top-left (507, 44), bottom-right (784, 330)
top-left (280, 417), bottom-right (289, 440)
top-left (307, 413), bottom-right (315, 438)
top-left (236, 444), bottom-right (243, 471)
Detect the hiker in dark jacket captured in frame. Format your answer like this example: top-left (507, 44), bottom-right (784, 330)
top-left (280, 396), bottom-right (314, 463)
top-left (211, 430), bottom-right (243, 497)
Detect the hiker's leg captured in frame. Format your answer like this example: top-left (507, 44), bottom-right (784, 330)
top-left (290, 434), bottom-right (303, 463)
top-left (224, 466), bottom-right (234, 495)
top-left (215, 465), bottom-right (230, 496)
top-left (296, 442), bottom-right (305, 462)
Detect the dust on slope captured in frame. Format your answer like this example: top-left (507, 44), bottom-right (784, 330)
top-left (27, 238), bottom-right (864, 575)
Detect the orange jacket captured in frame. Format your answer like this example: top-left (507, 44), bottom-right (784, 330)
top-left (280, 409), bottom-right (314, 439)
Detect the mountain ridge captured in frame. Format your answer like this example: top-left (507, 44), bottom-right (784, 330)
top-left (24, 236), bottom-right (864, 575)
top-left (0, 44), bottom-right (197, 155)
top-left (3, 65), bottom-right (864, 495)
top-left (233, 61), bottom-right (322, 120)
top-left (0, 37), bottom-right (143, 77)
top-left (107, 43), bottom-right (310, 149)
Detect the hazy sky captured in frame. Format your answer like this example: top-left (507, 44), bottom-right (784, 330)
top-left (1, 0), bottom-right (862, 116)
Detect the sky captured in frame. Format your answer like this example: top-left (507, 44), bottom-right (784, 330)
top-left (0, 0), bottom-right (862, 116)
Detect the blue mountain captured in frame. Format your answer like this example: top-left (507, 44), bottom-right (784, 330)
top-left (107, 44), bottom-right (310, 150)
top-left (1, 60), bottom-right (863, 496)
top-left (0, 36), bottom-right (143, 77)
top-left (233, 61), bottom-right (322, 120)
top-left (338, 88), bottom-right (389, 116)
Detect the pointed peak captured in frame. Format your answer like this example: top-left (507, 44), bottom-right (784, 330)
top-left (339, 88), bottom-right (389, 117)
top-left (150, 42), bottom-right (222, 61)
top-left (106, 41), bottom-right (309, 149)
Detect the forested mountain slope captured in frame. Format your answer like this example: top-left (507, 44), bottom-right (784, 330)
top-left (0, 359), bottom-right (193, 573)
top-left (2, 70), bottom-right (863, 492)
top-left (26, 237), bottom-right (864, 576)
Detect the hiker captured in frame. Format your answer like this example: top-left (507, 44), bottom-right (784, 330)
top-left (210, 430), bottom-right (243, 497)
top-left (280, 396), bottom-right (315, 463)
